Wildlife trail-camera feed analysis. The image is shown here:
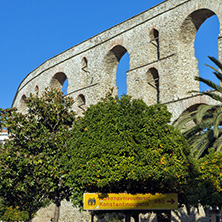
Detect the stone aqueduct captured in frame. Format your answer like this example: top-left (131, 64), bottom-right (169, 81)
top-left (11, 0), bottom-right (222, 221)
top-left (13, 0), bottom-right (222, 121)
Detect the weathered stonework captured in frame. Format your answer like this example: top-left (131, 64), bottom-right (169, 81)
top-left (13, 0), bottom-right (222, 121)
top-left (12, 0), bottom-right (222, 221)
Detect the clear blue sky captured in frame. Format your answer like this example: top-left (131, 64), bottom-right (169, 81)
top-left (0, 0), bottom-right (220, 109)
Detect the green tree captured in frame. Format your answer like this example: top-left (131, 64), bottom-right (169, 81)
top-left (175, 57), bottom-right (222, 158)
top-left (0, 108), bottom-right (4, 130)
top-left (196, 150), bottom-right (222, 209)
top-left (0, 88), bottom-right (75, 221)
top-left (63, 95), bottom-right (196, 221)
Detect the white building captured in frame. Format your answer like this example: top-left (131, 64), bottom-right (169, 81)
top-left (0, 129), bottom-right (8, 144)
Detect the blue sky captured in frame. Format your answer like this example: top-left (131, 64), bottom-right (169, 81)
top-left (0, 0), bottom-right (220, 109)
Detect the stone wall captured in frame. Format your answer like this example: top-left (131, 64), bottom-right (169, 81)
top-left (12, 0), bottom-right (222, 121)
top-left (33, 200), bottom-right (209, 222)
top-left (33, 201), bottom-right (91, 222)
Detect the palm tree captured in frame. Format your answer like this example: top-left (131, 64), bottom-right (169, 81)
top-left (175, 56), bottom-right (222, 158)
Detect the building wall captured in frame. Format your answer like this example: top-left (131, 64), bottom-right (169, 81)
top-left (0, 130), bottom-right (8, 144)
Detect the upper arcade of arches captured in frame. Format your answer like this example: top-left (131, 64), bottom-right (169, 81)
top-left (12, 0), bottom-right (222, 119)
top-left (12, 0), bottom-right (197, 94)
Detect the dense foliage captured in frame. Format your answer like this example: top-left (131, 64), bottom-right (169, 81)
top-left (0, 89), bottom-right (75, 221)
top-left (0, 108), bottom-right (4, 129)
top-left (175, 57), bottom-right (222, 158)
top-left (196, 150), bottom-right (222, 209)
top-left (63, 95), bottom-right (195, 209)
top-left (0, 199), bottom-right (29, 222)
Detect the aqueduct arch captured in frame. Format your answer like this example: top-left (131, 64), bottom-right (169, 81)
top-left (20, 95), bottom-right (27, 114)
top-left (13, 0), bottom-right (222, 120)
top-left (145, 68), bottom-right (160, 105)
top-left (103, 45), bottom-right (129, 96)
top-left (178, 9), bottom-right (219, 94)
top-left (180, 9), bottom-right (216, 45)
top-left (50, 72), bottom-right (68, 91)
top-left (149, 28), bottom-right (160, 61)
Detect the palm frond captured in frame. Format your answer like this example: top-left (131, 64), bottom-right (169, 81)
top-left (191, 130), bottom-right (214, 158)
top-left (195, 76), bottom-right (222, 94)
top-left (192, 138), bottom-right (209, 158)
top-left (186, 124), bottom-right (210, 143)
top-left (208, 56), bottom-right (222, 71)
top-left (185, 118), bottom-right (215, 144)
top-left (205, 64), bottom-right (219, 73)
top-left (213, 133), bottom-right (222, 152)
top-left (184, 124), bottom-right (212, 145)
top-left (213, 109), bottom-right (222, 138)
top-left (196, 104), bottom-right (215, 123)
top-left (173, 110), bottom-right (197, 131)
top-left (212, 71), bottom-right (222, 82)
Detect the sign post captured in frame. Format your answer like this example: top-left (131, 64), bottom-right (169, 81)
top-left (90, 211), bottom-right (94, 222)
top-left (125, 212), bottom-right (130, 222)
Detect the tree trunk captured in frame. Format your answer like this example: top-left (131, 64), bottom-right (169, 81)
top-left (125, 212), bottom-right (131, 222)
top-left (28, 211), bottom-right (32, 222)
top-left (91, 211), bottom-right (95, 222)
top-left (204, 207), bottom-right (210, 222)
top-left (132, 212), bottom-right (139, 222)
top-left (185, 204), bottom-right (191, 222)
top-left (52, 201), bottom-right (60, 222)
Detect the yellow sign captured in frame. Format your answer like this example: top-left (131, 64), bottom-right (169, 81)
top-left (84, 193), bottom-right (177, 210)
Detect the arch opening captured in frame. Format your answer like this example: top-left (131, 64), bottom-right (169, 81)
top-left (50, 72), bottom-right (68, 94)
top-left (116, 51), bottom-right (129, 98)
top-left (145, 68), bottom-right (160, 104)
top-left (180, 9), bottom-right (216, 44)
top-left (180, 9), bottom-right (220, 92)
top-left (81, 57), bottom-right (93, 86)
top-left (82, 57), bottom-right (88, 70)
top-left (104, 45), bottom-right (129, 97)
top-left (62, 79), bottom-right (68, 95)
top-left (20, 95), bottom-right (27, 114)
top-left (194, 14), bottom-right (220, 91)
top-left (149, 29), bottom-right (160, 60)
top-left (35, 85), bottom-right (39, 95)
top-left (77, 94), bottom-right (86, 111)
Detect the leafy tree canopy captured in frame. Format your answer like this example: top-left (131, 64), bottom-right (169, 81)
top-left (196, 149), bottom-right (222, 209)
top-left (63, 95), bottom-right (195, 208)
top-left (0, 88), bottom-right (75, 221)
